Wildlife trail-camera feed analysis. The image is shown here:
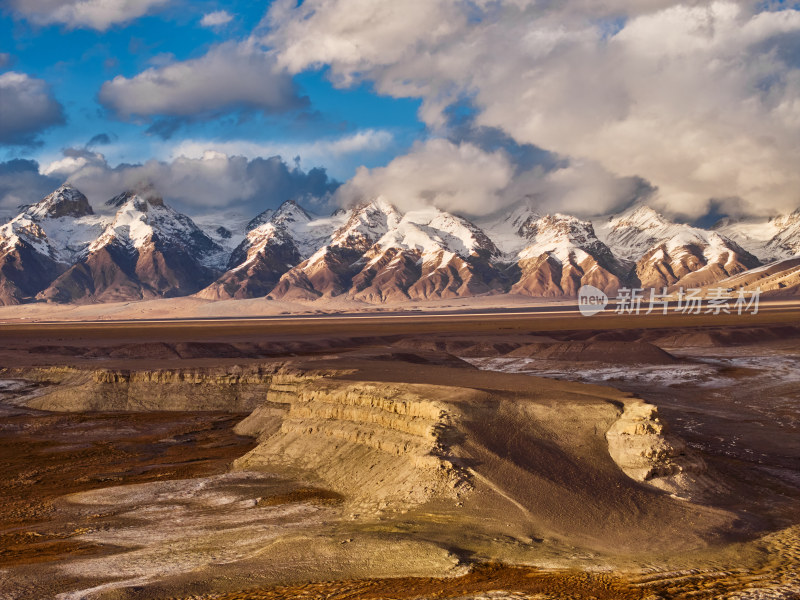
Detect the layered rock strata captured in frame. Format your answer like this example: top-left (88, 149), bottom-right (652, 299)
top-left (606, 399), bottom-right (723, 501)
top-left (234, 380), bottom-right (472, 508)
top-left (12, 365), bottom-right (321, 412)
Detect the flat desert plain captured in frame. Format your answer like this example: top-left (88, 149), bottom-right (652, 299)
top-left (0, 300), bottom-right (798, 600)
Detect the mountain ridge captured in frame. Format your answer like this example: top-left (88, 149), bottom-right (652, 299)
top-left (1, 184), bottom-right (799, 306)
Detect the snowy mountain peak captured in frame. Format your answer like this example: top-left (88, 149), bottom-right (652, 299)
top-left (230, 199), bottom-right (339, 270)
top-left (1, 184), bottom-right (107, 265)
top-left (366, 196), bottom-right (398, 214)
top-left (524, 213), bottom-right (594, 236)
top-left (597, 204), bottom-right (690, 261)
top-left (368, 205), bottom-right (500, 261)
top-left (111, 191), bottom-right (164, 218)
top-left (517, 213), bottom-right (609, 264)
top-left (106, 191), bottom-right (135, 209)
top-left (593, 203), bottom-right (761, 290)
top-left (90, 193), bottom-right (223, 269)
top-left (105, 189), bottom-right (164, 210)
top-left (331, 197), bottom-right (402, 251)
top-left (769, 210), bottom-right (800, 257)
top-left (246, 200), bottom-right (314, 233)
top-left (505, 203), bottom-right (541, 233)
top-left (0, 217), bottom-right (55, 259)
top-left (714, 208), bottom-right (800, 261)
top-left (25, 183), bottom-right (94, 221)
top-left (596, 203), bottom-right (760, 266)
top-left (245, 209), bottom-right (274, 232)
top-left (271, 199), bottom-right (313, 227)
top-left (609, 205), bottom-right (667, 230)
top-left (476, 202), bottom-right (541, 255)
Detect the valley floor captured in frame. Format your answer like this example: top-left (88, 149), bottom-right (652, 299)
top-left (0, 311), bottom-right (798, 599)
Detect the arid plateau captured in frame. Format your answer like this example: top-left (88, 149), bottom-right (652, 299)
top-left (0, 302), bottom-right (798, 600)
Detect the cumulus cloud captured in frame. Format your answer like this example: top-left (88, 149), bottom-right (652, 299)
top-left (0, 159), bottom-right (61, 221)
top-left (39, 148), bottom-right (340, 217)
top-left (0, 71), bottom-right (65, 145)
top-left (504, 160), bottom-right (653, 218)
top-left (335, 138), bottom-right (645, 218)
top-left (200, 10), bottom-right (233, 28)
top-left (336, 139), bottom-right (513, 215)
top-left (266, 0), bottom-right (800, 218)
top-left (169, 129), bottom-right (394, 172)
top-left (4, 0), bottom-right (170, 31)
top-left (99, 40), bottom-right (307, 122)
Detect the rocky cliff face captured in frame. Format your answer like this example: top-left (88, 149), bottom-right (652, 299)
top-left (9, 360), bottom-right (731, 549)
top-left (606, 399), bottom-right (723, 501)
top-left (234, 379), bottom-right (471, 508)
top-left (16, 365), bottom-right (319, 412)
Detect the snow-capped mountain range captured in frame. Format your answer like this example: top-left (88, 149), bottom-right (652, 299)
top-left (596, 206), bottom-right (761, 290)
top-left (1, 182), bottom-right (798, 306)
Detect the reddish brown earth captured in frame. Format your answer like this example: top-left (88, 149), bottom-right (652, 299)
top-left (0, 408), bottom-right (254, 568)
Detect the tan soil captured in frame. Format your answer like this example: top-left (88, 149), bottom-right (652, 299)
top-left (0, 312), bottom-right (798, 599)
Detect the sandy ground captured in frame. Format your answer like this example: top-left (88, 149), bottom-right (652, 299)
top-left (0, 294), bottom-right (573, 323)
top-left (0, 293), bottom-right (796, 325)
top-left (0, 315), bottom-right (798, 599)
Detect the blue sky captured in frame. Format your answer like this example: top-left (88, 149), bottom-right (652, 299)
top-left (2, 1), bottom-right (800, 222)
top-left (0, 0), bottom-right (422, 180)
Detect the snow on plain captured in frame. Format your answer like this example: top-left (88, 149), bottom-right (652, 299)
top-left (465, 357), bottom-right (718, 386)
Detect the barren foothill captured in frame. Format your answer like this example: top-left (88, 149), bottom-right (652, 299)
top-left (0, 306), bottom-right (798, 599)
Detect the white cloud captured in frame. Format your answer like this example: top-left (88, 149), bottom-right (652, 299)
top-left (266, 0), bottom-right (464, 87)
top-left (99, 40), bottom-right (305, 119)
top-left (504, 160), bottom-right (650, 218)
top-left (5, 0), bottom-right (170, 31)
top-left (266, 0), bottom-right (800, 218)
top-left (39, 148), bottom-right (339, 216)
top-left (0, 158), bottom-right (61, 219)
top-left (169, 129), bottom-right (394, 167)
top-left (200, 10), bottom-right (233, 28)
top-left (334, 138), bottom-right (643, 218)
top-left (335, 139), bottom-right (514, 215)
top-left (0, 71), bottom-right (64, 145)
